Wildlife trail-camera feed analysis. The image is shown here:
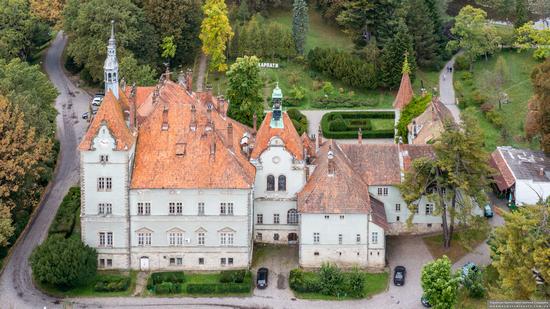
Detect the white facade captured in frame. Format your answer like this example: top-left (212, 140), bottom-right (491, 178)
top-left (515, 179), bottom-right (550, 205)
top-left (299, 214), bottom-right (385, 268)
top-left (252, 138), bottom-right (306, 244)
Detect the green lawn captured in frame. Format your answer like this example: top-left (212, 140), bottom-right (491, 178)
top-left (371, 118), bottom-right (396, 130)
top-left (454, 50), bottom-right (540, 151)
top-left (292, 271), bottom-right (388, 300)
top-left (37, 271), bottom-right (137, 297)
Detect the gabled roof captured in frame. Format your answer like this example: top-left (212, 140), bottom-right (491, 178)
top-left (251, 112), bottom-right (304, 160)
top-left (297, 142), bottom-right (372, 214)
top-left (393, 71), bottom-right (414, 110)
top-left (490, 149), bottom-right (515, 191)
top-left (339, 144), bottom-right (402, 185)
top-left (78, 90), bottom-right (134, 151)
top-left (130, 81), bottom-right (255, 190)
top-left (490, 146), bottom-right (550, 190)
top-left (301, 132), bottom-right (315, 158)
top-left (408, 98), bottom-right (453, 144)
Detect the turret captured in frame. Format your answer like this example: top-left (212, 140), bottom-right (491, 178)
top-left (104, 20), bottom-right (119, 99)
top-left (270, 83), bottom-right (284, 129)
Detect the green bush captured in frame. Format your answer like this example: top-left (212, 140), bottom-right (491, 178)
top-left (148, 271), bottom-right (185, 290)
top-left (49, 187), bottom-right (81, 238)
top-left (486, 110), bottom-right (504, 128)
top-left (287, 108), bottom-right (308, 135)
top-left (93, 275), bottom-right (131, 292)
top-left (395, 94), bottom-right (432, 143)
top-left (219, 269), bottom-right (247, 283)
top-left (154, 282), bottom-right (182, 294)
top-left (329, 118), bottom-right (348, 131)
top-left (346, 268), bottom-right (366, 297)
top-left (454, 54), bottom-right (470, 71)
top-left (186, 282), bottom-right (251, 294)
top-left (463, 269), bottom-right (486, 299)
top-left (319, 263), bottom-right (345, 296)
top-left (321, 111), bottom-right (394, 139)
top-left (289, 269), bottom-right (322, 293)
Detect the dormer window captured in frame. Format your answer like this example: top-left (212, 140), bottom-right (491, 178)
top-left (100, 154), bottom-right (109, 163)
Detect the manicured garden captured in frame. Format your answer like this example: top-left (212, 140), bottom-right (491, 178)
top-left (453, 50), bottom-right (539, 151)
top-left (321, 111), bottom-right (395, 139)
top-left (146, 270), bottom-right (252, 296)
top-left (37, 271), bottom-right (137, 297)
top-left (48, 186), bottom-right (81, 239)
top-left (289, 264), bottom-right (388, 300)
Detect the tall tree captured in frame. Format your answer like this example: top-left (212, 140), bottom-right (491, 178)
top-left (30, 0), bottom-right (64, 25)
top-left (447, 5), bottom-right (501, 71)
top-left (63, 0), bottom-right (158, 82)
top-left (0, 95), bottom-right (50, 246)
top-left (406, 0), bottom-right (440, 68)
top-left (226, 56), bottom-right (263, 127)
top-left (236, 0), bottom-right (250, 23)
top-left (515, 21), bottom-right (550, 60)
top-left (119, 55), bottom-right (157, 86)
top-left (400, 112), bottom-right (492, 248)
top-left (200, 0), bottom-right (234, 72)
top-left (381, 19), bottom-right (416, 89)
top-left (292, 0), bottom-right (309, 55)
top-left (490, 201), bottom-right (550, 299)
top-left (421, 256), bottom-right (460, 309)
top-left (515, 0), bottom-right (529, 28)
top-left (528, 0), bottom-right (550, 22)
top-left (525, 58), bottom-right (550, 154)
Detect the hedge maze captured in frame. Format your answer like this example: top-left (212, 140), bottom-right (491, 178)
top-left (321, 111), bottom-right (395, 139)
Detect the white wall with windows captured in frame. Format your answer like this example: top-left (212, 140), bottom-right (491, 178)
top-left (299, 213), bottom-right (385, 268)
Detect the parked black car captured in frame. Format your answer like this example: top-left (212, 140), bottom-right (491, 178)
top-left (256, 267), bottom-right (268, 289)
top-left (393, 265), bottom-right (406, 286)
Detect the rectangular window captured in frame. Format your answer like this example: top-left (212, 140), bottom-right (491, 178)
top-left (220, 258), bottom-right (226, 266)
top-left (97, 177), bottom-right (105, 191)
top-left (169, 258), bottom-right (176, 266)
top-left (395, 204), bottom-right (401, 212)
top-left (169, 202), bottom-right (183, 215)
top-left (198, 202), bottom-right (205, 216)
top-left (371, 232), bottom-right (378, 244)
top-left (138, 232), bottom-right (151, 246)
top-left (220, 233), bottom-right (234, 246)
top-left (425, 203), bottom-right (434, 215)
top-left (256, 233), bottom-right (262, 241)
top-left (137, 202), bottom-right (151, 215)
top-left (377, 187), bottom-right (388, 196)
top-left (228, 258), bottom-right (234, 265)
top-left (198, 258), bottom-right (204, 265)
top-left (169, 202), bottom-right (175, 214)
top-left (107, 259), bottom-right (112, 267)
top-left (383, 187), bottom-right (388, 196)
top-left (396, 216), bottom-right (400, 222)
top-left (324, 215), bottom-right (329, 220)
top-left (220, 203), bottom-right (226, 215)
top-left (227, 203), bottom-right (234, 215)
top-left (106, 177), bottom-right (112, 191)
top-left (339, 215), bottom-right (345, 219)
top-left (313, 232), bottom-right (320, 244)
top-left (198, 232), bottom-right (205, 245)
top-left (100, 154), bottom-right (109, 163)
top-left (107, 232), bottom-right (113, 246)
top-left (338, 234), bottom-right (343, 245)
top-left (99, 232), bottom-right (106, 247)
top-left (177, 257), bottom-right (183, 265)
top-left (256, 214), bottom-right (263, 224)
top-left (98, 203), bottom-right (105, 215)
top-left (273, 214), bottom-right (280, 224)
top-left (99, 258), bottom-right (105, 268)
top-left (356, 234), bottom-right (361, 244)
top-left (106, 203), bottom-right (112, 214)
top-left (169, 232), bottom-right (183, 246)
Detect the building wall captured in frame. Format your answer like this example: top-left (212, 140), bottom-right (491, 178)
top-left (253, 142), bottom-right (305, 243)
top-left (81, 124), bottom-right (131, 269)
top-left (128, 188), bottom-right (253, 271)
top-left (299, 214), bottom-right (385, 268)
top-left (515, 179), bottom-right (550, 205)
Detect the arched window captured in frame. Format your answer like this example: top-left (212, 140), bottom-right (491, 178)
top-left (278, 175), bottom-right (286, 191)
top-left (108, 73), bottom-right (112, 81)
top-left (266, 175), bottom-right (275, 191)
top-left (287, 209), bottom-right (299, 225)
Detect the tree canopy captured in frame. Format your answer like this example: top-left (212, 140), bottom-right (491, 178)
top-left (292, 0), bottom-right (309, 55)
top-left (515, 21), bottom-right (550, 60)
top-left (200, 0), bottom-right (234, 73)
top-left (226, 56), bottom-right (263, 127)
top-left (381, 20), bottom-right (416, 89)
top-left (421, 256), bottom-right (460, 309)
top-left (525, 58), bottom-right (550, 154)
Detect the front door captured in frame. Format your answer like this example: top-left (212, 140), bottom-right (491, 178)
top-left (140, 256), bottom-right (149, 271)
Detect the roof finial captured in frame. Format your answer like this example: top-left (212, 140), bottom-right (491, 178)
top-left (110, 20), bottom-right (115, 40)
top-left (402, 52), bottom-right (411, 75)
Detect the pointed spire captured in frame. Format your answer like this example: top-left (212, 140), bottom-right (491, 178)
top-left (402, 52), bottom-right (411, 75)
top-left (392, 52), bottom-right (414, 111)
top-left (109, 20), bottom-right (115, 44)
top-left (104, 20), bottom-right (119, 99)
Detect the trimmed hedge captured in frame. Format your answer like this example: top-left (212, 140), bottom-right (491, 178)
top-left (186, 282), bottom-right (250, 294)
top-left (287, 108), bottom-right (308, 135)
top-left (311, 96), bottom-right (378, 109)
top-left (321, 111), bottom-right (395, 139)
top-left (395, 94), bottom-right (432, 143)
top-left (219, 269), bottom-right (246, 283)
top-left (155, 282), bottom-right (182, 294)
top-left (147, 271), bottom-right (185, 290)
top-left (93, 274), bottom-right (131, 292)
top-left (49, 187), bottom-right (80, 238)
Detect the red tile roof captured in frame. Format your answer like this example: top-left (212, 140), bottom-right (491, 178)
top-left (251, 112), bottom-right (304, 160)
top-left (339, 144), bottom-right (402, 185)
top-left (130, 81), bottom-right (255, 189)
top-left (78, 90), bottom-right (135, 151)
top-left (301, 132), bottom-right (315, 158)
top-left (489, 149), bottom-right (515, 191)
top-left (393, 72), bottom-right (414, 110)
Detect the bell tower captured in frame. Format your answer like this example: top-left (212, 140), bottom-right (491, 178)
top-left (104, 20), bottom-right (119, 99)
top-left (270, 83), bottom-right (284, 128)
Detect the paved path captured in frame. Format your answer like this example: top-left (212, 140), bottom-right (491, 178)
top-left (0, 31), bottom-right (90, 309)
top-left (196, 53), bottom-right (207, 91)
top-left (439, 55), bottom-right (461, 123)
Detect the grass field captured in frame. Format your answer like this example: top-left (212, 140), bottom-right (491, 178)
top-left (37, 271), bottom-right (137, 297)
top-left (292, 271), bottom-right (388, 300)
top-left (454, 50), bottom-right (540, 151)
top-left (423, 223), bottom-right (490, 263)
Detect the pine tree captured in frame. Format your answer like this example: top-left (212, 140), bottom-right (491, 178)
top-left (406, 0), bottom-right (440, 69)
top-left (515, 0), bottom-right (529, 28)
top-left (365, 0), bottom-right (398, 48)
top-left (292, 0), bottom-right (309, 55)
top-left (381, 20), bottom-right (416, 89)
top-left (236, 0), bottom-right (250, 23)
top-left (200, 0), bottom-right (234, 72)
top-left (424, 0), bottom-right (447, 58)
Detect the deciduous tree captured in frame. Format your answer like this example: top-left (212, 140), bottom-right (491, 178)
top-left (525, 58), bottom-right (550, 153)
top-left (30, 0), bottom-right (64, 24)
top-left (292, 0), bottom-right (309, 55)
top-left (447, 5), bottom-right (501, 71)
top-left (30, 235), bottom-right (97, 288)
top-left (515, 21), bottom-right (550, 60)
top-left (119, 55), bottom-right (157, 86)
top-left (200, 0), bottom-right (234, 72)
top-left (421, 256), bottom-right (460, 309)
top-left (226, 56), bottom-right (263, 126)
top-left (489, 201), bottom-right (550, 299)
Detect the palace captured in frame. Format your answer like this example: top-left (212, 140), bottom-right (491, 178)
top-left (80, 24), bottom-right (459, 271)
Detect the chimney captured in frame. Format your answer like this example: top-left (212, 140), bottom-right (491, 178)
top-left (305, 165), bottom-right (310, 181)
top-left (210, 126), bottom-right (216, 159)
top-left (218, 96), bottom-right (226, 117)
top-left (161, 104), bottom-right (169, 131)
top-left (152, 84), bottom-right (160, 104)
top-left (206, 103), bottom-right (213, 130)
top-left (227, 122), bottom-right (233, 150)
top-left (253, 113), bottom-right (257, 135)
top-left (190, 104), bottom-right (197, 131)
top-left (120, 77), bottom-right (127, 91)
top-left (358, 128), bottom-right (363, 145)
top-left (178, 70), bottom-right (186, 87)
top-left (327, 145), bottom-right (335, 176)
top-left (316, 126), bottom-right (323, 151)
top-left (412, 120), bottom-right (417, 138)
top-left (185, 68), bottom-right (193, 92)
top-left (164, 63), bottom-right (171, 81)
top-left (205, 86), bottom-right (213, 106)
top-left (129, 82), bottom-right (137, 130)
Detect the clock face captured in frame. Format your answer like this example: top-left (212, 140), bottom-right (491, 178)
top-left (272, 156), bottom-right (281, 164)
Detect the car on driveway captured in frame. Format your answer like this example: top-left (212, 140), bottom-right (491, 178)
top-left (92, 95), bottom-right (103, 106)
top-left (461, 262), bottom-right (478, 279)
top-left (421, 295), bottom-right (431, 307)
top-left (256, 267), bottom-right (268, 289)
top-left (484, 204), bottom-right (494, 218)
top-left (393, 265), bottom-right (406, 286)
top-left (82, 112), bottom-right (89, 119)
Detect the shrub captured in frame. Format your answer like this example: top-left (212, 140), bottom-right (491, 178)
top-left (155, 282), bottom-right (182, 294)
top-left (454, 54), bottom-right (470, 71)
top-left (486, 110), bottom-right (504, 128)
top-left (219, 269), bottom-right (247, 283)
top-left (329, 118), bottom-right (347, 131)
top-left (149, 271), bottom-right (185, 288)
top-left (321, 111), bottom-right (395, 139)
top-left (346, 268), bottom-right (366, 297)
top-left (186, 282), bottom-right (251, 294)
top-left (463, 269), bottom-right (485, 299)
top-left (289, 269), bottom-right (321, 293)
top-left (287, 108), bottom-right (308, 135)
top-left (49, 187), bottom-right (80, 238)
top-left (319, 263), bottom-right (344, 296)
top-left (93, 275), bottom-right (131, 292)
top-left (480, 102), bottom-right (495, 113)
top-left (471, 90), bottom-right (487, 106)
top-left (307, 47), bottom-right (379, 90)
top-left (395, 94), bottom-right (432, 142)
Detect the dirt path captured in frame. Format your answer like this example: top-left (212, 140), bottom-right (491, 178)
top-left (132, 272), bottom-right (149, 296)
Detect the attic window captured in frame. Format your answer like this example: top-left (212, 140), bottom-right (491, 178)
top-left (175, 143), bottom-right (186, 156)
top-left (161, 122), bottom-right (169, 131)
